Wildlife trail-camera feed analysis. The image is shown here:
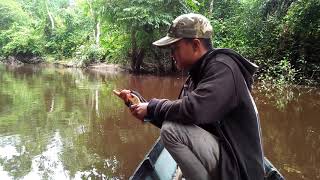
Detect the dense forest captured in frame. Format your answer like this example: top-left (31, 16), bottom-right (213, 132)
top-left (0, 0), bottom-right (319, 85)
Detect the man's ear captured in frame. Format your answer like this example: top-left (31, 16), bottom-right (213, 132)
top-left (192, 39), bottom-right (202, 51)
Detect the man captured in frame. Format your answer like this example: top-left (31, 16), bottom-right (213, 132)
top-left (119, 13), bottom-right (265, 180)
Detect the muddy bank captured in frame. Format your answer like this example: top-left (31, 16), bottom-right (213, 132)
top-left (1, 56), bottom-right (128, 74)
top-left (86, 63), bottom-right (127, 74)
top-left (1, 56), bottom-right (43, 66)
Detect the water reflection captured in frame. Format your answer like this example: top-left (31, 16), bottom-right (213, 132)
top-left (0, 64), bottom-right (175, 179)
top-left (0, 63), bottom-right (319, 180)
top-left (253, 84), bottom-right (320, 180)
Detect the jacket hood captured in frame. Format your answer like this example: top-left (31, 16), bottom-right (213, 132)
top-left (207, 48), bottom-right (258, 91)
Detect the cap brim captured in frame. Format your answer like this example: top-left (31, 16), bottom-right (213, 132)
top-left (152, 36), bottom-right (182, 47)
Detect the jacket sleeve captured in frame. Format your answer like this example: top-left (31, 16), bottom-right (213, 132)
top-left (147, 61), bottom-right (238, 126)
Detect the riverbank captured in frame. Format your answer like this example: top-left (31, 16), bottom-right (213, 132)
top-left (53, 61), bottom-right (127, 74)
top-left (0, 56), bottom-right (128, 74)
top-left (1, 56), bottom-right (319, 87)
top-left (0, 56), bottom-right (180, 76)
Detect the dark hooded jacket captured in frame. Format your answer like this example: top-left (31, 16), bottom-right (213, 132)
top-left (146, 48), bottom-right (265, 180)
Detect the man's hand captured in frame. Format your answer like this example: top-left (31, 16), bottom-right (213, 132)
top-left (113, 89), bottom-right (148, 121)
top-left (130, 102), bottom-right (149, 121)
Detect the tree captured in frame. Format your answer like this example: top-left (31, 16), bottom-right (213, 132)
top-left (104, 0), bottom-right (188, 73)
top-left (281, 0), bottom-right (320, 82)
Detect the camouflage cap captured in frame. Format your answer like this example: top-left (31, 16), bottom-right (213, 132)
top-left (153, 13), bottom-right (213, 47)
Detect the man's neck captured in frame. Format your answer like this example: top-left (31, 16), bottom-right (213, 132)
top-left (194, 49), bottom-right (209, 63)
top-left (184, 48), bottom-right (209, 70)
top-left (188, 50), bottom-right (210, 72)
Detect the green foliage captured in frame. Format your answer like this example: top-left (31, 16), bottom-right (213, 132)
top-left (43, 4), bottom-right (93, 59)
top-left (0, 0), bottom-right (319, 84)
top-left (280, 0), bottom-right (320, 83)
top-left (100, 25), bottom-right (129, 64)
top-left (108, 0), bottom-right (180, 29)
top-left (210, 0), bottom-right (319, 85)
top-left (258, 56), bottom-right (296, 85)
top-left (1, 25), bottom-right (44, 57)
top-left (0, 0), bottom-right (40, 58)
top-left (74, 44), bottom-right (106, 66)
top-left (0, 1), bottom-right (31, 30)
top-left (101, 0), bottom-right (190, 72)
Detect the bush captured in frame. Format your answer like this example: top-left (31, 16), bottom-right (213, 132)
top-left (74, 44), bottom-right (106, 67)
top-left (100, 26), bottom-right (129, 64)
top-left (1, 25), bottom-right (44, 58)
top-left (257, 56), bottom-right (296, 85)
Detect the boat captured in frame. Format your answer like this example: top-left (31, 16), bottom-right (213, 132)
top-left (130, 137), bottom-right (285, 180)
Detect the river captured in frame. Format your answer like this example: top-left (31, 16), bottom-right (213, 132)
top-left (0, 64), bottom-right (319, 179)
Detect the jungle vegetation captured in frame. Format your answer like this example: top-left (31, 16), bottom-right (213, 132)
top-left (0, 0), bottom-right (319, 85)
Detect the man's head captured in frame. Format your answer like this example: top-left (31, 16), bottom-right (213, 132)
top-left (153, 13), bottom-right (213, 70)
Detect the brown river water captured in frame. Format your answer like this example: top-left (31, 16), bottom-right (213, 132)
top-left (0, 64), bottom-right (319, 179)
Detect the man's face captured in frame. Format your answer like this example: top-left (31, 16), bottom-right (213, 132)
top-left (170, 39), bottom-right (195, 70)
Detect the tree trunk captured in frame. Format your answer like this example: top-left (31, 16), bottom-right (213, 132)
top-left (45, 1), bottom-right (54, 31)
top-left (151, 48), bottom-right (164, 73)
top-left (135, 48), bottom-right (145, 73)
top-left (208, 0), bottom-right (213, 16)
top-left (86, 0), bottom-right (100, 45)
top-left (130, 29), bottom-right (146, 73)
top-left (95, 18), bottom-right (100, 45)
top-left (131, 30), bottom-right (137, 71)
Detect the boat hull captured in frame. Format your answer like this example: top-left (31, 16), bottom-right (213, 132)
top-left (130, 137), bottom-right (285, 180)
